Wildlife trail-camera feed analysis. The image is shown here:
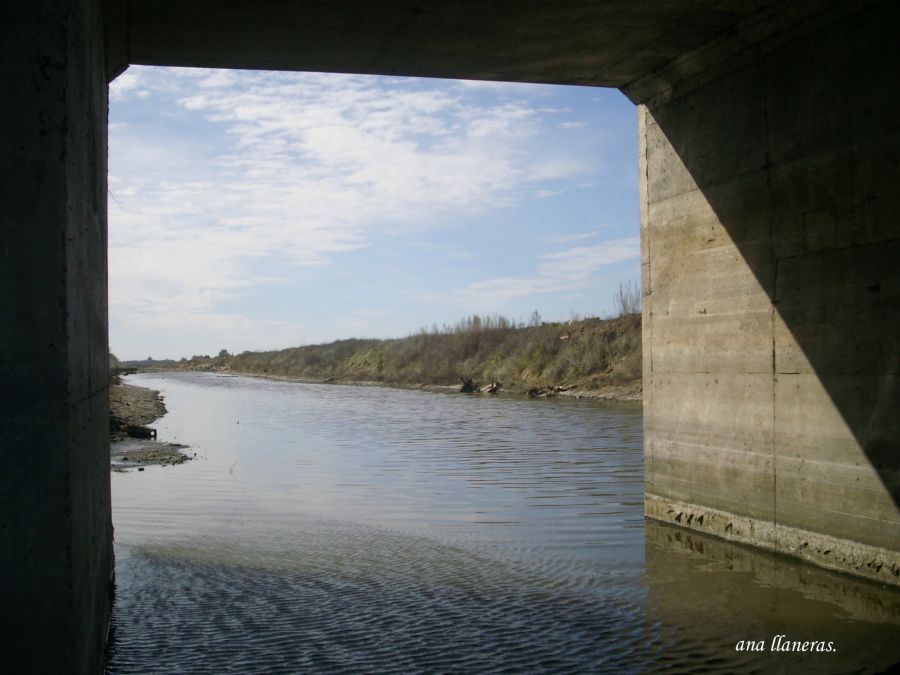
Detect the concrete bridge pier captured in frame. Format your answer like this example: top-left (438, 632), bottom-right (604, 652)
top-left (1, 2), bottom-right (112, 672)
top-left (629, 0), bottom-right (900, 584)
top-left (1, 0), bottom-right (898, 672)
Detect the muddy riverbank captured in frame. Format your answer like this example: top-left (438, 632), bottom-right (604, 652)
top-left (109, 380), bottom-right (191, 470)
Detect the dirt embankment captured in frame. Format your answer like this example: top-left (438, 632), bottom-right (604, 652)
top-left (109, 379), bottom-right (192, 471)
top-left (168, 314), bottom-right (643, 402)
top-left (110, 382), bottom-right (167, 433)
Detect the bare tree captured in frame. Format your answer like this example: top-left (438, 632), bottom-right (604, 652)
top-left (613, 280), bottom-right (642, 316)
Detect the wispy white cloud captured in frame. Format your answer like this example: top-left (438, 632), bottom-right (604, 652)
top-left (109, 70), bottom-right (142, 99)
top-left (549, 225), bottom-right (617, 244)
top-left (111, 71), bottom-right (584, 286)
top-left (417, 236), bottom-right (639, 308)
top-left (107, 66), bottom-right (628, 356)
top-left (539, 237), bottom-right (639, 278)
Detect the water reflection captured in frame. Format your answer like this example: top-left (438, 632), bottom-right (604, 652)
top-left (105, 373), bottom-right (899, 673)
top-left (644, 520), bottom-right (900, 673)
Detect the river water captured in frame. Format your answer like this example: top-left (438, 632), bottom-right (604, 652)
top-left (106, 373), bottom-right (899, 674)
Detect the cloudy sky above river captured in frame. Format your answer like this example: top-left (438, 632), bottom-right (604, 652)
top-left (109, 67), bottom-right (638, 360)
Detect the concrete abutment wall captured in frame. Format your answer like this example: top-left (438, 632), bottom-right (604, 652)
top-left (1, 1), bottom-right (112, 671)
top-left (631, 0), bottom-right (900, 584)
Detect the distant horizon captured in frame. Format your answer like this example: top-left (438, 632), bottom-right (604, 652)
top-left (109, 67), bottom-right (639, 361)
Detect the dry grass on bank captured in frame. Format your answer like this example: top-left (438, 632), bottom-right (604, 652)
top-left (174, 313), bottom-right (642, 396)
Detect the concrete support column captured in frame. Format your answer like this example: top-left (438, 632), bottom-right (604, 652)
top-left (630, 0), bottom-right (900, 584)
top-left (1, 1), bottom-right (112, 671)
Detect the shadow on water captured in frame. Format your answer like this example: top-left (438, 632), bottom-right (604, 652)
top-left (104, 519), bottom-right (642, 673)
top-left (644, 520), bottom-right (900, 674)
top-left (104, 520), bottom-right (708, 674)
top-left (105, 518), bottom-right (900, 674)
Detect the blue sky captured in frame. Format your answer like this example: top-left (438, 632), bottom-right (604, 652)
top-left (108, 67), bottom-right (638, 360)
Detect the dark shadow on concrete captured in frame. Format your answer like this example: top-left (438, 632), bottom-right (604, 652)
top-left (646, 0), bottom-right (899, 526)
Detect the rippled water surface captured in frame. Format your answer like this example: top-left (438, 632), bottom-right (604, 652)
top-left (107, 373), bottom-right (900, 673)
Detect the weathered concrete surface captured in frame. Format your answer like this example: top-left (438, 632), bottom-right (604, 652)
top-left (3, 0), bottom-right (899, 671)
top-left (646, 495), bottom-right (899, 584)
top-left (110, 0), bottom-right (775, 88)
top-left (633, 0), bottom-right (900, 584)
top-left (0, 1), bottom-right (112, 672)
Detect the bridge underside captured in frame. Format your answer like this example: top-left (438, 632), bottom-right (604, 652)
top-left (2, 0), bottom-right (897, 671)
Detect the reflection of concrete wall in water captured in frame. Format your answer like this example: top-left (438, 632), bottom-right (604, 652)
top-left (630, 0), bottom-right (899, 586)
top-left (644, 520), bottom-right (900, 673)
top-left (2, 0), bottom-right (898, 671)
top-left (646, 520), bottom-right (900, 627)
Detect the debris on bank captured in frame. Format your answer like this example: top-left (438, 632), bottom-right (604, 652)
top-left (459, 378), bottom-right (502, 394)
top-left (167, 313), bottom-right (642, 402)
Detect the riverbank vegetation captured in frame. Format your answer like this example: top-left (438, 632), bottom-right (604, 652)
top-left (168, 311), bottom-right (642, 399)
